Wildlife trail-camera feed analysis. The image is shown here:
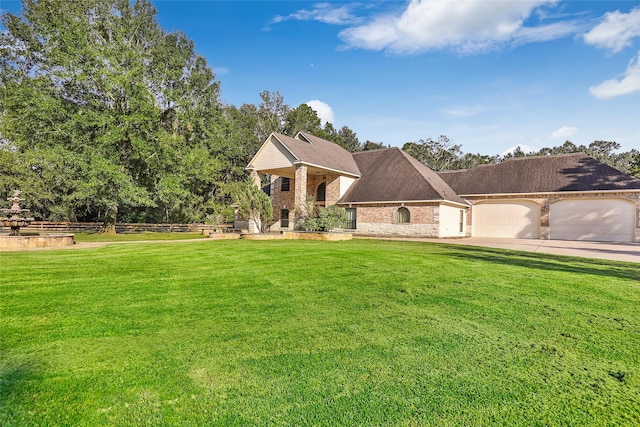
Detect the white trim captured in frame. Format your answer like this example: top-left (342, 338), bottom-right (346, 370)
top-left (292, 160), bottom-right (361, 178)
top-left (295, 132), bottom-right (313, 144)
top-left (337, 200), bottom-right (470, 208)
top-left (473, 198), bottom-right (541, 206)
top-left (460, 189), bottom-right (640, 197)
top-left (441, 200), bottom-right (472, 208)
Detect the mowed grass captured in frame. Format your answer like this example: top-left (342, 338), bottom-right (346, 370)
top-left (1, 239), bottom-right (639, 426)
top-left (72, 232), bottom-right (207, 242)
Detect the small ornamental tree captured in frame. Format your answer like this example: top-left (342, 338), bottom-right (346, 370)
top-left (233, 180), bottom-right (273, 233)
top-left (293, 195), bottom-right (317, 230)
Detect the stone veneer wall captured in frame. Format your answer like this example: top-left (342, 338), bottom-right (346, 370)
top-left (466, 192), bottom-right (640, 242)
top-left (350, 204), bottom-right (440, 237)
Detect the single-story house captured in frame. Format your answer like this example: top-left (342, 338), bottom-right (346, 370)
top-left (247, 132), bottom-right (640, 242)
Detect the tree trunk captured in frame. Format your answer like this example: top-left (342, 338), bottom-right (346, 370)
top-left (99, 205), bottom-right (118, 234)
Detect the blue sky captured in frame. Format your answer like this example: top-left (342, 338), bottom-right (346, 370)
top-left (2, 1), bottom-right (639, 155)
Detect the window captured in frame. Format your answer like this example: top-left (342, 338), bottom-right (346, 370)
top-left (396, 207), bottom-right (410, 223)
top-left (459, 210), bottom-right (465, 233)
top-left (280, 209), bottom-right (289, 228)
top-left (345, 208), bottom-right (357, 230)
top-left (316, 182), bottom-right (326, 202)
top-left (281, 177), bottom-right (290, 192)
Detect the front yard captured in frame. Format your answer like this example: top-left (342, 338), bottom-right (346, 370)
top-left (1, 239), bottom-right (638, 426)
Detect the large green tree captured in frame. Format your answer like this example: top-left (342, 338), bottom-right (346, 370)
top-left (283, 104), bottom-right (323, 137)
top-left (0, 0), bottom-right (223, 231)
top-left (402, 135), bottom-right (464, 171)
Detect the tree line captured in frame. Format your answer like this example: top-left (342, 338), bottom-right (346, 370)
top-left (1, 0), bottom-right (638, 232)
top-left (403, 136), bottom-right (640, 176)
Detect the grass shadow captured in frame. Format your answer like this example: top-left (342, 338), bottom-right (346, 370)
top-left (439, 243), bottom-right (640, 282)
top-left (0, 357), bottom-right (38, 411)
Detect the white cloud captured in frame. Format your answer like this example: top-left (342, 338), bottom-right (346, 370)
top-left (441, 104), bottom-right (487, 117)
top-left (338, 0), bottom-right (576, 54)
top-left (306, 100), bottom-right (335, 125)
top-left (514, 20), bottom-right (584, 45)
top-left (583, 7), bottom-right (640, 53)
top-left (551, 126), bottom-right (578, 140)
top-left (266, 3), bottom-right (360, 30)
top-left (213, 66), bottom-right (229, 76)
top-left (589, 53), bottom-right (640, 99)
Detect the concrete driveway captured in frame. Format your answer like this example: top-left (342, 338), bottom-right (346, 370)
top-left (432, 237), bottom-right (640, 263)
top-left (358, 236), bottom-right (640, 263)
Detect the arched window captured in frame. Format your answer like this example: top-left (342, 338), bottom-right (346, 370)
top-left (396, 207), bottom-right (410, 223)
top-left (316, 182), bottom-right (326, 202)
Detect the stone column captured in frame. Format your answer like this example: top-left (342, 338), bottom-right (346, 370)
top-left (249, 169), bottom-right (261, 187)
top-left (294, 165), bottom-right (308, 208)
top-left (248, 169), bottom-right (261, 234)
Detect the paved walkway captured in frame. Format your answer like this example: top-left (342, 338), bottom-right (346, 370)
top-left (362, 236), bottom-right (640, 263)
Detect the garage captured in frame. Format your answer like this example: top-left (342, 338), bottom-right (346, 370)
top-left (472, 200), bottom-right (540, 238)
top-left (550, 198), bottom-right (636, 242)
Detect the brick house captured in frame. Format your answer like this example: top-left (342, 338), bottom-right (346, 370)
top-left (247, 132), bottom-right (640, 242)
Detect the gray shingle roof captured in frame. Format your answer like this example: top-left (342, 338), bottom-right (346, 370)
top-left (339, 148), bottom-right (468, 205)
top-left (272, 132), bottom-right (361, 176)
top-left (439, 153), bottom-right (640, 195)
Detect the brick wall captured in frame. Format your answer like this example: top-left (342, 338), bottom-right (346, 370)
top-left (268, 175), bottom-right (295, 231)
top-left (348, 203), bottom-right (440, 237)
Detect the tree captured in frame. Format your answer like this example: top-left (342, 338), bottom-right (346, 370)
top-left (256, 90), bottom-right (289, 140)
top-left (233, 180), bottom-right (273, 233)
top-left (525, 140), bottom-right (639, 177)
top-left (0, 0), bottom-right (222, 231)
top-left (338, 126), bottom-right (362, 152)
top-left (283, 104), bottom-right (323, 136)
top-left (362, 140), bottom-right (388, 151)
top-left (402, 135), bottom-right (464, 171)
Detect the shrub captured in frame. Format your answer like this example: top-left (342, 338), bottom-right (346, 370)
top-left (295, 197), bottom-right (347, 232)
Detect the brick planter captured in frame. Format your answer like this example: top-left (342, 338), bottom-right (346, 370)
top-left (241, 231), bottom-right (352, 241)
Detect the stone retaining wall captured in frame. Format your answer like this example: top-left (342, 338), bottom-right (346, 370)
top-left (0, 234), bottom-right (75, 249)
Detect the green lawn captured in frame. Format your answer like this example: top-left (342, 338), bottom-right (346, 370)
top-left (72, 232), bottom-right (207, 242)
top-left (1, 239), bottom-right (638, 426)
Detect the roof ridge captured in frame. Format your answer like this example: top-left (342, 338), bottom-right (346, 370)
top-left (501, 152), bottom-right (587, 162)
top-left (353, 147), bottom-right (399, 156)
top-left (398, 150), bottom-right (462, 202)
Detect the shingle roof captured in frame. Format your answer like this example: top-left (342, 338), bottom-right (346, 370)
top-left (272, 132), bottom-right (361, 177)
top-left (439, 153), bottom-right (640, 195)
top-left (339, 148), bottom-right (468, 205)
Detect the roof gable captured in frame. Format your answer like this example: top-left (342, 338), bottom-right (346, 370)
top-left (339, 148), bottom-right (468, 205)
top-left (274, 132), bottom-right (361, 177)
top-left (439, 153), bottom-right (640, 195)
top-left (247, 135), bottom-right (297, 171)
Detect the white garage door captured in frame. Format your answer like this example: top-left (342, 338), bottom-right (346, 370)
top-left (550, 199), bottom-right (635, 242)
top-left (472, 201), bottom-right (540, 238)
